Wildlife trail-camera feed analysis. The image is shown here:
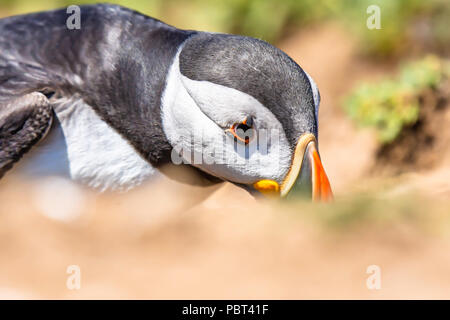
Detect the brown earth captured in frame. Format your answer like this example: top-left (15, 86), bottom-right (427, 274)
top-left (375, 81), bottom-right (450, 175)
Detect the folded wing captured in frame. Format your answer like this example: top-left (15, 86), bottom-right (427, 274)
top-left (0, 92), bottom-right (53, 178)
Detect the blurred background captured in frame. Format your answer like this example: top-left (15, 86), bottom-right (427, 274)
top-left (0, 0), bottom-right (449, 299)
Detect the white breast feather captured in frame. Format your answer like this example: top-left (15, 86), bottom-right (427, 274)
top-left (17, 96), bottom-right (157, 191)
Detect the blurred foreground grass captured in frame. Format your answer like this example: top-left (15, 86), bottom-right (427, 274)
top-left (1, 176), bottom-right (450, 299)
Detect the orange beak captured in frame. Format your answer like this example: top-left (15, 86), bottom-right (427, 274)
top-left (253, 133), bottom-right (333, 201)
top-left (306, 139), bottom-right (333, 201)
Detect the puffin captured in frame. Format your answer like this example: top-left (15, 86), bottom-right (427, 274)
top-left (0, 4), bottom-right (332, 201)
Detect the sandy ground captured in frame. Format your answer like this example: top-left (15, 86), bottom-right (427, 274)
top-left (0, 24), bottom-right (449, 299)
top-left (1, 177), bottom-right (450, 299)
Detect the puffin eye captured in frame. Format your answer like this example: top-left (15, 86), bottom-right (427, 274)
top-left (227, 116), bottom-right (255, 144)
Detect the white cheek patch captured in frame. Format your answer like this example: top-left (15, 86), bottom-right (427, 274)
top-left (161, 47), bottom-right (292, 184)
top-left (180, 75), bottom-right (260, 128)
top-left (160, 50), bottom-right (225, 159)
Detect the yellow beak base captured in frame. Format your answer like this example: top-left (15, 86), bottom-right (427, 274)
top-left (253, 179), bottom-right (280, 197)
top-left (253, 133), bottom-right (333, 201)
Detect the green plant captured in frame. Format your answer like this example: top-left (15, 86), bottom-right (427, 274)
top-left (344, 56), bottom-right (447, 144)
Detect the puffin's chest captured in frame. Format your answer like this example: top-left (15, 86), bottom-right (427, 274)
top-left (16, 98), bottom-right (157, 191)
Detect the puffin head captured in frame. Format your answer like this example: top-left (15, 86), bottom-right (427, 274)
top-left (161, 33), bottom-right (332, 201)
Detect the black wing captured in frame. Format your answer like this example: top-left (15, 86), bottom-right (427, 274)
top-left (0, 4), bottom-right (193, 168)
top-left (0, 92), bottom-right (52, 178)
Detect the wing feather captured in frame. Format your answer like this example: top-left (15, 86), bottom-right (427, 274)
top-left (0, 92), bottom-right (53, 178)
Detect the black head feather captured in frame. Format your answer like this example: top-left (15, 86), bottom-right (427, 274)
top-left (179, 33), bottom-right (318, 147)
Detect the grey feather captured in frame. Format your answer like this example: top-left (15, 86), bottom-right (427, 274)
top-left (0, 92), bottom-right (53, 178)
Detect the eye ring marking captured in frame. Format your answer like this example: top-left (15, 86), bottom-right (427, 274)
top-left (225, 116), bottom-right (256, 144)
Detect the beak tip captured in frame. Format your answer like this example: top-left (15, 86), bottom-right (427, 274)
top-left (310, 144), bottom-right (333, 202)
